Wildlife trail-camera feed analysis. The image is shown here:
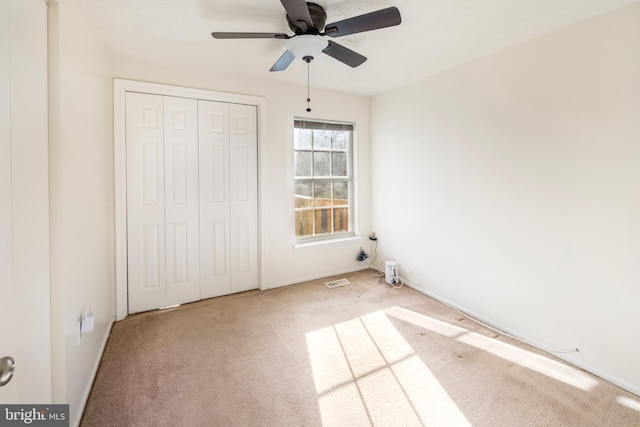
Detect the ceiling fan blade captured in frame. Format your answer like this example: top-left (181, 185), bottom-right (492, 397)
top-left (322, 41), bottom-right (367, 68)
top-left (280, 0), bottom-right (313, 31)
top-left (324, 7), bottom-right (401, 37)
top-left (211, 32), bottom-right (290, 39)
top-left (270, 50), bottom-right (296, 72)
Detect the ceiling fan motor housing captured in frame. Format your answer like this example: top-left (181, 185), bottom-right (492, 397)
top-left (287, 2), bottom-right (327, 34)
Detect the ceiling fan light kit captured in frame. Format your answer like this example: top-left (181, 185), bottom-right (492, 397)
top-left (211, 0), bottom-right (402, 110)
top-left (287, 35), bottom-right (328, 61)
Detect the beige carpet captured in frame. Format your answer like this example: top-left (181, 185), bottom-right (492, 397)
top-left (81, 269), bottom-right (640, 426)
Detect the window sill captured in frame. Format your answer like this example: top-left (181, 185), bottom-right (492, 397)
top-left (294, 235), bottom-right (363, 249)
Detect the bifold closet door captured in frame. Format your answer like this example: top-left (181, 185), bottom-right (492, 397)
top-left (199, 100), bottom-right (259, 298)
top-left (126, 92), bottom-right (200, 314)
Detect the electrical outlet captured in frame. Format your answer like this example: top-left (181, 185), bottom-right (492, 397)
top-left (357, 248), bottom-right (369, 262)
top-left (80, 313), bottom-right (95, 333)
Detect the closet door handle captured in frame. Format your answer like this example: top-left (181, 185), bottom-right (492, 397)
top-left (0, 356), bottom-right (15, 387)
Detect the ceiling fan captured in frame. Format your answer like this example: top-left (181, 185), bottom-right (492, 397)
top-left (211, 0), bottom-right (402, 72)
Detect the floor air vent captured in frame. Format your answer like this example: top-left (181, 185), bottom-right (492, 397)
top-left (324, 278), bottom-right (351, 289)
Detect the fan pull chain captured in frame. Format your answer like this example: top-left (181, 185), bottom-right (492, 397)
top-left (304, 56), bottom-right (312, 112)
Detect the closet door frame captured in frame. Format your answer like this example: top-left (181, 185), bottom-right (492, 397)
top-left (113, 79), bottom-right (266, 320)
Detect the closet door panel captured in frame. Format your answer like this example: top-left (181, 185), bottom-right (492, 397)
top-left (126, 92), bottom-right (167, 313)
top-left (164, 96), bottom-right (201, 305)
top-left (229, 104), bottom-right (259, 293)
top-left (199, 100), bottom-right (232, 298)
top-left (127, 93), bottom-right (259, 313)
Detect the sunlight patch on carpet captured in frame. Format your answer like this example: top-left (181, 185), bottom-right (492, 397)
top-left (617, 396), bottom-right (640, 411)
top-left (306, 311), bottom-right (471, 427)
top-left (385, 306), bottom-right (598, 391)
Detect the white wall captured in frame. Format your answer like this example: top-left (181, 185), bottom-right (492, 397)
top-left (110, 56), bottom-right (372, 289)
top-left (371, 3), bottom-right (640, 394)
top-left (48, 1), bottom-right (115, 425)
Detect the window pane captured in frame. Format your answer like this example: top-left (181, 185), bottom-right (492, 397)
top-left (314, 182), bottom-right (332, 207)
top-left (313, 130), bottom-right (331, 150)
top-left (333, 208), bottom-right (349, 233)
top-left (294, 119), bottom-right (354, 241)
top-left (296, 210), bottom-right (314, 237)
top-left (295, 183), bottom-right (313, 208)
top-left (295, 128), bottom-right (312, 150)
top-left (313, 152), bottom-right (330, 177)
top-left (332, 131), bottom-right (348, 150)
top-left (295, 151), bottom-right (312, 177)
top-left (314, 208), bottom-right (332, 235)
top-left (331, 152), bottom-right (347, 177)
top-left (333, 182), bottom-right (348, 206)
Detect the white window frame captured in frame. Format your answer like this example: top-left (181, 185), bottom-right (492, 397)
top-left (294, 118), bottom-right (355, 243)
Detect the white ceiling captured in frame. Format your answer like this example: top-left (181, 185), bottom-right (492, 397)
top-left (82, 0), bottom-right (637, 96)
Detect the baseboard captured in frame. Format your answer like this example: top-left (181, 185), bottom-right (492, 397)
top-left (267, 265), bottom-right (370, 289)
top-left (401, 278), bottom-right (640, 398)
top-left (73, 318), bottom-right (114, 427)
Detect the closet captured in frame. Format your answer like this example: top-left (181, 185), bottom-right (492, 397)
top-left (125, 92), bottom-right (258, 314)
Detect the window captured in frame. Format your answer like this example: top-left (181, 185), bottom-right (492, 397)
top-left (294, 119), bottom-right (354, 241)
